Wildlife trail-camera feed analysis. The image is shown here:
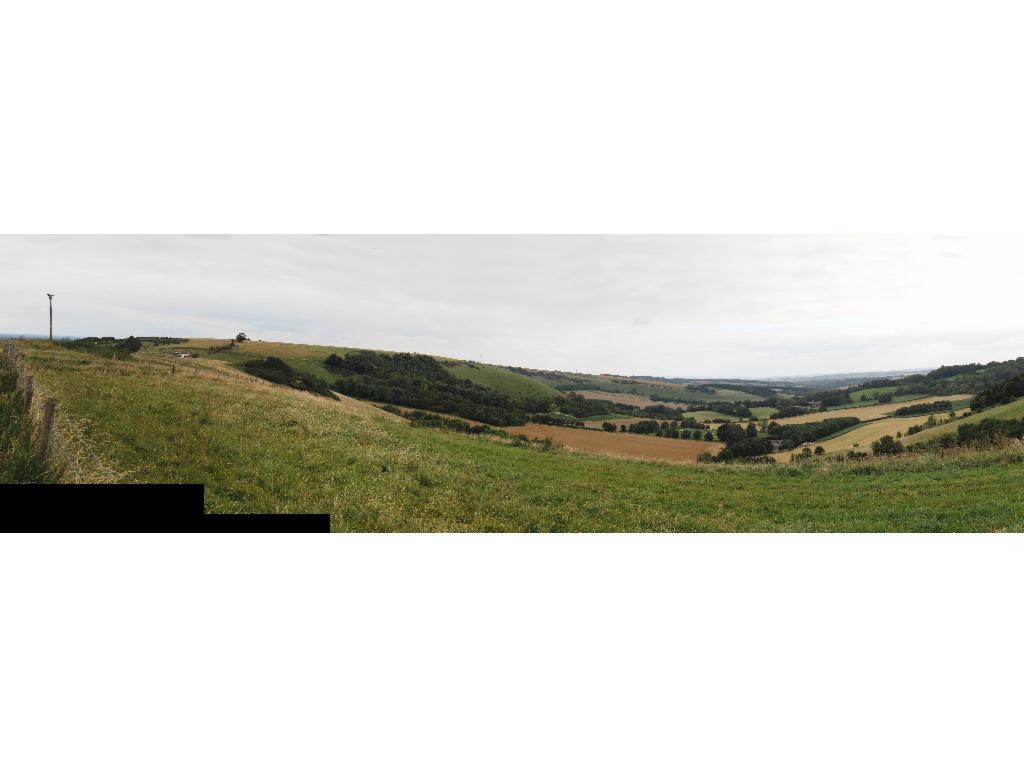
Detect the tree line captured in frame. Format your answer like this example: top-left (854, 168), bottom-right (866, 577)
top-left (712, 417), bottom-right (860, 462)
top-left (971, 374), bottom-right (1024, 412)
top-left (892, 400), bottom-right (954, 417)
top-left (325, 351), bottom-right (534, 426)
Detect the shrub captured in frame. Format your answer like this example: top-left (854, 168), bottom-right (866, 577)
top-left (326, 351), bottom-right (530, 426)
top-left (894, 401), bottom-right (953, 417)
top-left (871, 435), bottom-right (904, 456)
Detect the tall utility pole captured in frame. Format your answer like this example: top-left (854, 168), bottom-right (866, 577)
top-left (47, 294), bottom-right (54, 340)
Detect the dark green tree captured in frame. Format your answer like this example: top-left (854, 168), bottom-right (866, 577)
top-left (871, 435), bottom-right (904, 456)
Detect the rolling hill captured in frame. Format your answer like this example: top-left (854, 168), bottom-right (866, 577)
top-left (162, 339), bottom-right (562, 403)
top-left (7, 338), bottom-right (1024, 532)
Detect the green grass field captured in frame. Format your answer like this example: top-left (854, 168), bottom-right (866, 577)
top-left (443, 361), bottom-right (561, 401)
top-left (9, 340), bottom-right (1024, 532)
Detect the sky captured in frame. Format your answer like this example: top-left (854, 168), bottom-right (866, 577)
top-left (1, 234), bottom-right (1021, 378)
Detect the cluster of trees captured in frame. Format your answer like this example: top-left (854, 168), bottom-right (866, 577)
top-left (866, 417), bottom-right (1024, 457)
top-left (904, 415), bottom-right (944, 436)
top-left (954, 418), bottom-right (1024, 445)
top-left (908, 418), bottom-right (1024, 453)
top-left (531, 412), bottom-right (584, 428)
top-left (971, 374), bottom-right (1024, 412)
top-left (552, 393), bottom-right (622, 419)
top-left (871, 435), bottom-right (904, 456)
top-left (771, 417), bottom-right (861, 446)
top-left (926, 363), bottom-right (985, 380)
top-left (699, 402), bottom-right (755, 419)
top-left (771, 404), bottom-right (811, 419)
top-left (63, 336), bottom-right (187, 359)
top-left (637, 406), bottom-right (705, 427)
top-left (243, 357), bottom-right (338, 399)
top-left (404, 410), bottom-right (509, 436)
top-left (712, 417), bottom-right (860, 462)
top-left (893, 400), bottom-right (954, 417)
top-left (808, 390), bottom-right (854, 408)
top-left (325, 351), bottom-right (530, 426)
top-left (620, 420), bottom-right (715, 440)
top-left (841, 357), bottom-right (1024, 401)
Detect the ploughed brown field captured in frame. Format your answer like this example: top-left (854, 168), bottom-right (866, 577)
top-left (506, 424), bottom-right (720, 464)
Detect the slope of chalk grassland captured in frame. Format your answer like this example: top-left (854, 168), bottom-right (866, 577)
top-left (9, 341), bottom-right (1024, 532)
top-left (162, 339), bottom-right (562, 403)
top-left (904, 397), bottom-right (1024, 446)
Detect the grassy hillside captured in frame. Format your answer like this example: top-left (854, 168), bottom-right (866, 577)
top-left (9, 340), bottom-right (1024, 532)
top-left (441, 361), bottom-right (561, 401)
top-left (160, 339), bottom-right (561, 403)
top-left (904, 397), bottom-right (1024, 445)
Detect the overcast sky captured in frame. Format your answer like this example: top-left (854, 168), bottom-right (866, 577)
top-left (1, 235), bottom-right (1021, 378)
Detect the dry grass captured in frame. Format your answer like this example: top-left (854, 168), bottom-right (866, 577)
top-left (770, 396), bottom-right (963, 426)
top-left (779, 414), bottom-right (958, 459)
top-left (506, 424), bottom-right (719, 464)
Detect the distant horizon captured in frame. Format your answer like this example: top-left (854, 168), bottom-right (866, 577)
top-left (0, 331), bottom-right (945, 382)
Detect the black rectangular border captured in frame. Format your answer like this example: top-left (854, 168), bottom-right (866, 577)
top-left (0, 484), bottom-right (330, 532)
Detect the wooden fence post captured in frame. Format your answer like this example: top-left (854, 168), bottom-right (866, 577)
top-left (39, 398), bottom-right (57, 458)
top-left (22, 375), bottom-right (34, 414)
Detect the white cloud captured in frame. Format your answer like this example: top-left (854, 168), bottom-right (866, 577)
top-left (1, 234), bottom-right (1021, 377)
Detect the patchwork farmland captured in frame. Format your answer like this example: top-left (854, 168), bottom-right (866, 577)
top-left (6, 337), bottom-right (1024, 531)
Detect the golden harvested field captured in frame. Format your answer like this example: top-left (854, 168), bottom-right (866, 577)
top-left (770, 396), bottom-right (963, 426)
top-left (506, 424), bottom-right (719, 464)
top-left (780, 414), bottom-right (946, 460)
